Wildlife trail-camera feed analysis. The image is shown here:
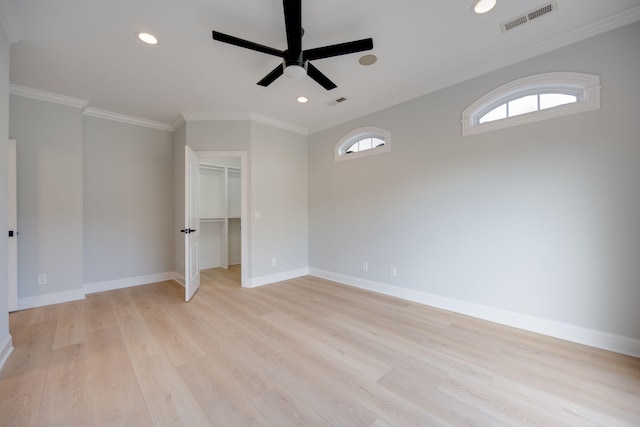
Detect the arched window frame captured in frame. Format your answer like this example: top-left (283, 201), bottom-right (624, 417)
top-left (462, 72), bottom-right (601, 136)
top-left (335, 126), bottom-right (391, 162)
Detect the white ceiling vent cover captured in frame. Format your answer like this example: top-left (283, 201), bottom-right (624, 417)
top-left (501, 1), bottom-right (558, 33)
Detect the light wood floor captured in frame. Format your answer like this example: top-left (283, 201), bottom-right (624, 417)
top-left (1, 267), bottom-right (639, 426)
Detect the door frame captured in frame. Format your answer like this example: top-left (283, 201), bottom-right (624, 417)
top-left (196, 150), bottom-right (248, 288)
top-left (8, 139), bottom-right (17, 312)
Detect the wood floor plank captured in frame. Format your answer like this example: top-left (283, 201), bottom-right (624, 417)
top-left (2, 267), bottom-right (639, 426)
top-left (228, 326), bottom-right (379, 426)
top-left (261, 311), bottom-right (393, 382)
top-left (52, 300), bottom-right (87, 350)
top-left (87, 327), bottom-right (153, 426)
top-left (108, 289), bottom-right (164, 361)
top-left (178, 356), bottom-right (270, 426)
top-left (27, 303), bottom-right (62, 326)
top-left (247, 312), bottom-right (454, 425)
top-left (85, 292), bottom-right (118, 333)
top-left (127, 285), bottom-right (206, 367)
top-left (132, 354), bottom-right (211, 427)
top-left (170, 304), bottom-right (332, 425)
top-left (487, 375), bottom-right (637, 427)
top-left (377, 366), bottom-right (514, 427)
top-left (0, 321), bottom-right (56, 404)
top-left (320, 312), bottom-right (496, 386)
top-left (36, 342), bottom-right (94, 426)
top-left (0, 323), bottom-right (54, 427)
top-left (0, 393), bottom-right (40, 427)
top-left (109, 287), bottom-right (210, 426)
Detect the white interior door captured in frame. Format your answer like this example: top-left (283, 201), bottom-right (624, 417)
top-left (8, 140), bottom-right (17, 312)
top-left (184, 145), bottom-right (201, 301)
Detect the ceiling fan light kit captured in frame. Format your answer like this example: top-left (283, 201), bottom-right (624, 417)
top-left (211, 0), bottom-right (373, 90)
top-left (284, 64), bottom-right (307, 80)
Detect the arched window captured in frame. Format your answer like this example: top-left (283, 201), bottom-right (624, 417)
top-left (462, 72), bottom-right (601, 136)
top-left (335, 127), bottom-right (390, 162)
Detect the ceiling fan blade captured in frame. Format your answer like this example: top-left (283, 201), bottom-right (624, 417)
top-left (304, 38), bottom-right (373, 61)
top-left (212, 31), bottom-right (283, 57)
top-left (283, 0), bottom-right (302, 53)
top-left (307, 62), bottom-right (337, 90)
top-left (257, 64), bottom-right (285, 87)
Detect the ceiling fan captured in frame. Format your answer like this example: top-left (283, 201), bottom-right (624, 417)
top-left (212, 0), bottom-right (373, 90)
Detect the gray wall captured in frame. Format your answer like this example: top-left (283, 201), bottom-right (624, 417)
top-left (250, 122), bottom-right (308, 277)
top-left (9, 95), bottom-right (177, 301)
top-left (83, 117), bottom-right (174, 283)
top-left (186, 120), bottom-right (251, 152)
top-left (0, 25), bottom-right (10, 355)
top-left (178, 119), bottom-right (308, 281)
top-left (308, 22), bottom-right (640, 339)
top-left (10, 95), bottom-right (84, 298)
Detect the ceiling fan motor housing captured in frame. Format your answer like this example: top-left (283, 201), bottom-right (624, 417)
top-left (211, 0), bottom-right (373, 90)
top-left (284, 50), bottom-right (305, 68)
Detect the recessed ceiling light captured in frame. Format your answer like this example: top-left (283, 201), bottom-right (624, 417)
top-left (472, 0), bottom-right (497, 15)
top-left (359, 54), bottom-right (377, 66)
top-left (138, 32), bottom-right (158, 45)
top-left (297, 96), bottom-right (308, 103)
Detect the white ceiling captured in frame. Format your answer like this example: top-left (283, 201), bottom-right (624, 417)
top-left (5, 0), bottom-right (640, 133)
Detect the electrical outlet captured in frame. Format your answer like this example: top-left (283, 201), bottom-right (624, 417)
top-left (38, 273), bottom-right (47, 285)
top-left (390, 266), bottom-right (398, 277)
top-left (271, 258), bottom-right (277, 267)
top-left (362, 262), bottom-right (368, 272)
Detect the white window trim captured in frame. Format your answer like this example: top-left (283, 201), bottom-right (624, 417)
top-left (462, 72), bottom-right (601, 136)
top-left (335, 126), bottom-right (391, 162)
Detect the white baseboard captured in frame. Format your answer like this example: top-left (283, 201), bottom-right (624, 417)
top-left (17, 288), bottom-right (86, 311)
top-left (308, 268), bottom-right (640, 358)
top-left (229, 258), bottom-right (241, 266)
top-left (0, 334), bottom-right (13, 372)
top-left (246, 267), bottom-right (309, 288)
top-left (173, 272), bottom-right (185, 287)
top-left (84, 272), bottom-right (175, 294)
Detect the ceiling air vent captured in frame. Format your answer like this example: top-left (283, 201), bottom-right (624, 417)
top-left (327, 97), bottom-right (347, 107)
top-left (501, 1), bottom-right (557, 33)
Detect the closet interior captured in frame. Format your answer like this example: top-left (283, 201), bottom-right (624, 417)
top-left (199, 158), bottom-right (241, 270)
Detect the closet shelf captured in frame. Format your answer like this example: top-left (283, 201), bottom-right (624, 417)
top-left (200, 218), bottom-right (225, 223)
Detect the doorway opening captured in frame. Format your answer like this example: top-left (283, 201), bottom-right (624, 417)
top-left (196, 151), bottom-right (247, 289)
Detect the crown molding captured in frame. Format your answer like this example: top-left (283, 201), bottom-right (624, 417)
top-left (181, 112), bottom-right (308, 135)
top-left (0, 0), bottom-right (23, 43)
top-left (308, 5), bottom-right (640, 135)
top-left (10, 84), bottom-right (88, 109)
top-left (181, 112), bottom-right (252, 122)
top-left (171, 114), bottom-right (186, 131)
top-left (83, 108), bottom-right (173, 131)
top-left (10, 84), bottom-right (173, 131)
